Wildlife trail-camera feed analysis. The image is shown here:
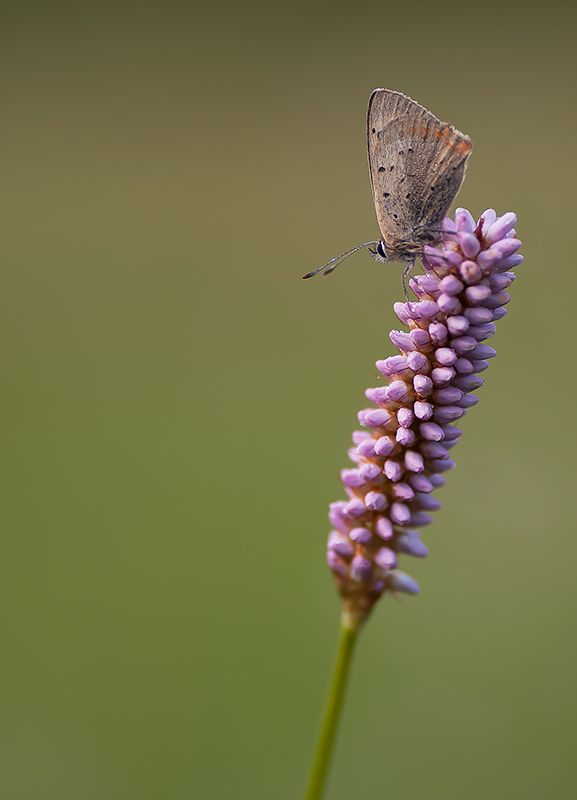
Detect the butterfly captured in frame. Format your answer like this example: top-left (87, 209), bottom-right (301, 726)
top-left (303, 89), bottom-right (472, 292)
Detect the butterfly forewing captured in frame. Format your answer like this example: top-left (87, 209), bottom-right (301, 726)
top-left (367, 89), bottom-right (472, 249)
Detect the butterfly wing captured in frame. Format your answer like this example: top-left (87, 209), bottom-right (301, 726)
top-left (367, 89), bottom-right (472, 247)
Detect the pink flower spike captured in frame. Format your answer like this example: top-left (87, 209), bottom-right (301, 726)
top-left (321, 208), bottom-right (521, 623)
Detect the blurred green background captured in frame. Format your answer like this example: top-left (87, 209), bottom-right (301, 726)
top-left (2, 2), bottom-right (576, 798)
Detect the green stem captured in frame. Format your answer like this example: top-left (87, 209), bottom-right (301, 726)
top-left (305, 618), bottom-right (360, 800)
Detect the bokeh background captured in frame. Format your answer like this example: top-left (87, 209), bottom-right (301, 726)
top-left (2, 2), bottom-right (576, 798)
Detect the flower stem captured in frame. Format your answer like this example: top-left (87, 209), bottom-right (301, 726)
top-left (304, 618), bottom-right (360, 800)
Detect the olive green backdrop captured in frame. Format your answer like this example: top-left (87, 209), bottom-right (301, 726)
top-left (2, 2), bottom-right (576, 798)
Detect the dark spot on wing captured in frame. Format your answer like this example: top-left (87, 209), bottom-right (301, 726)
top-left (383, 192), bottom-right (390, 197)
top-left (378, 166), bottom-right (385, 173)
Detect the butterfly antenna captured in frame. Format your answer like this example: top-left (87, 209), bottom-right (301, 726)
top-left (302, 241), bottom-right (379, 279)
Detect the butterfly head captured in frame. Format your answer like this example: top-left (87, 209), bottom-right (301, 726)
top-left (371, 241), bottom-right (390, 264)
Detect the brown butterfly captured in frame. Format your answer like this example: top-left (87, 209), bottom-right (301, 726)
top-left (303, 89), bottom-right (472, 291)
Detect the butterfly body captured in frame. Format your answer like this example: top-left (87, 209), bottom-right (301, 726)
top-left (372, 229), bottom-right (439, 265)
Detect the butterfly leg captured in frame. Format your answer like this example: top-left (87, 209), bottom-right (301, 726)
top-left (400, 259), bottom-right (415, 301)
